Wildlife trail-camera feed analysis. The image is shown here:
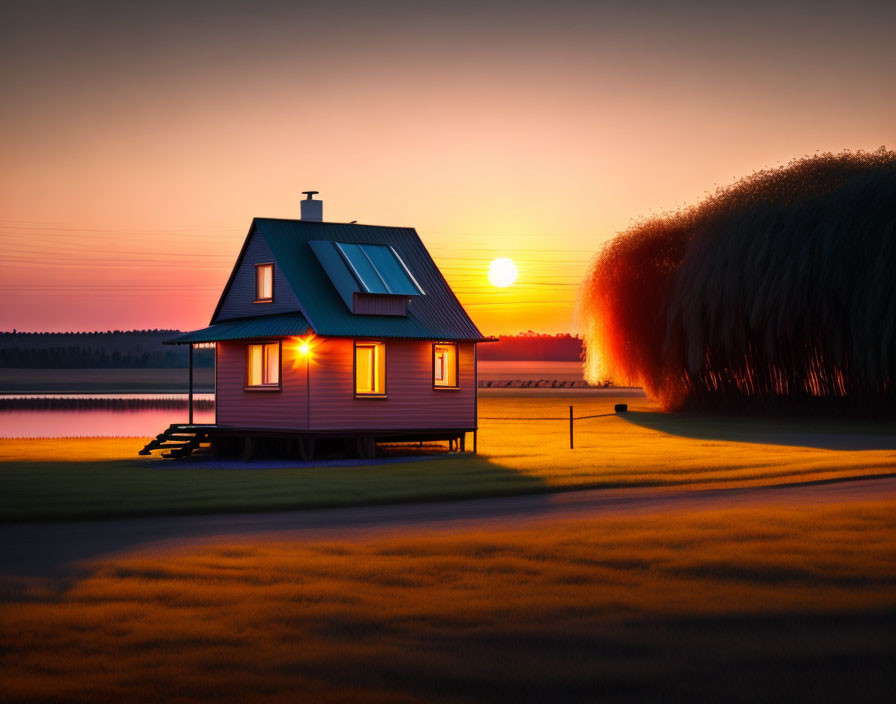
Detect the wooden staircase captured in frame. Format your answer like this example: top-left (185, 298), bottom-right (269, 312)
top-left (139, 425), bottom-right (209, 459)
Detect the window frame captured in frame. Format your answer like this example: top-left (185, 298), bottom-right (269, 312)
top-left (353, 340), bottom-right (387, 398)
top-left (432, 342), bottom-right (460, 390)
top-left (254, 262), bottom-right (274, 303)
top-left (244, 339), bottom-right (282, 391)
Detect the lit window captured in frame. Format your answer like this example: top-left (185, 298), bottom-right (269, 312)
top-left (355, 341), bottom-right (386, 396)
top-left (433, 343), bottom-right (458, 388)
top-left (255, 263), bottom-right (273, 302)
top-left (246, 342), bottom-right (280, 388)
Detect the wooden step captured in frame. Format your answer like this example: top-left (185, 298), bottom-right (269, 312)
top-left (141, 420), bottom-right (214, 458)
top-left (140, 423), bottom-right (203, 457)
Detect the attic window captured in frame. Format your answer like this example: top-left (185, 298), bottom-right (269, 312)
top-left (255, 263), bottom-right (273, 302)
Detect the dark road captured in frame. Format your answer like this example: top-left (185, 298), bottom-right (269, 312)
top-left (2, 475), bottom-right (895, 578)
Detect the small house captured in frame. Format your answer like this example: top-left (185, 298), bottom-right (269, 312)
top-left (146, 193), bottom-right (490, 459)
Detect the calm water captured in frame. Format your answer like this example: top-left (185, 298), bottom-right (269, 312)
top-left (0, 363), bottom-right (589, 438)
top-left (0, 394), bottom-right (215, 438)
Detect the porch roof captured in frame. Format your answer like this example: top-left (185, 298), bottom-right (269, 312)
top-left (165, 313), bottom-right (311, 345)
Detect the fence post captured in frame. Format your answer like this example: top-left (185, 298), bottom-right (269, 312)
top-left (188, 344), bottom-right (194, 425)
top-left (569, 405), bottom-right (574, 449)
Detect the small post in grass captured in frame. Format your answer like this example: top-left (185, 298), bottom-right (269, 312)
top-left (188, 343), bottom-right (194, 425)
top-left (569, 405), bottom-right (574, 449)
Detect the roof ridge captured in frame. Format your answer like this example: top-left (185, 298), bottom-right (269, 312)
top-left (253, 217), bottom-right (418, 230)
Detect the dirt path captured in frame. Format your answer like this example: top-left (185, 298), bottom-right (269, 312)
top-left (2, 475), bottom-right (894, 578)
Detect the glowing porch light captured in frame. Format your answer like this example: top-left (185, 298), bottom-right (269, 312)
top-left (287, 334), bottom-right (319, 368)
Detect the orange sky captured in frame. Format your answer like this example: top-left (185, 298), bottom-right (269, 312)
top-left (1, 1), bottom-right (894, 334)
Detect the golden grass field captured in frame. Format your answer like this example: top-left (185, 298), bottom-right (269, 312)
top-left (1, 392), bottom-right (895, 520)
top-left (2, 499), bottom-right (895, 702)
top-left (2, 391), bottom-right (895, 701)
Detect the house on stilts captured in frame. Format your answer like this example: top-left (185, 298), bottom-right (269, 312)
top-left (142, 192), bottom-right (490, 459)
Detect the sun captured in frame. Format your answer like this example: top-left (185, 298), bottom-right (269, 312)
top-left (487, 257), bottom-right (518, 288)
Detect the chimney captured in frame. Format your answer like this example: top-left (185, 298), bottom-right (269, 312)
top-left (300, 190), bottom-right (322, 221)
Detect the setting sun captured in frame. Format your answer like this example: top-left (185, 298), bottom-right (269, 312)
top-left (487, 258), bottom-right (518, 288)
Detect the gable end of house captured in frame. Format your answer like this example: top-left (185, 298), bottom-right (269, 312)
top-left (211, 222), bottom-right (305, 325)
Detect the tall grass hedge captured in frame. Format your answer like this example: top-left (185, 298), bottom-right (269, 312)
top-left (580, 149), bottom-right (896, 412)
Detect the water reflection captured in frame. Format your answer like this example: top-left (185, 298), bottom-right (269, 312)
top-left (0, 395), bottom-right (215, 438)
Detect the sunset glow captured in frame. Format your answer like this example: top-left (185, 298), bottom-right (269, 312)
top-left (2, 7), bottom-right (895, 704)
top-left (0, 2), bottom-right (893, 335)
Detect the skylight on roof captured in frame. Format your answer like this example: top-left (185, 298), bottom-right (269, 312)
top-left (334, 242), bottom-right (424, 296)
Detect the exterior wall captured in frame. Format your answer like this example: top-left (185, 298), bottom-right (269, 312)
top-left (352, 293), bottom-right (408, 316)
top-left (216, 232), bottom-right (301, 322)
top-left (215, 339), bottom-right (308, 429)
top-left (214, 337), bottom-right (476, 431)
top-left (308, 339), bottom-right (476, 430)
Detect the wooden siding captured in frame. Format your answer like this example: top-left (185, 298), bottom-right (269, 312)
top-left (214, 337), bottom-right (476, 431)
top-left (308, 339), bottom-right (476, 430)
top-left (216, 232), bottom-right (301, 322)
top-left (352, 293), bottom-right (408, 316)
top-left (215, 339), bottom-right (308, 429)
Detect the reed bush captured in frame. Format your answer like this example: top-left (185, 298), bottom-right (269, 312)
top-left (580, 149), bottom-right (896, 411)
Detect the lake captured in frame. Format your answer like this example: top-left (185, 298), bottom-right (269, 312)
top-left (0, 394), bottom-right (215, 438)
top-left (0, 362), bottom-right (590, 438)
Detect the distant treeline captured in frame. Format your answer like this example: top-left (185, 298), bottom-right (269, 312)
top-left (478, 333), bottom-right (582, 361)
top-left (0, 330), bottom-right (583, 367)
top-left (0, 330), bottom-right (213, 368)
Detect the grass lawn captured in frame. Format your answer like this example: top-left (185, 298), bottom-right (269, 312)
top-left (2, 499), bottom-right (894, 702)
top-left (2, 392), bottom-right (895, 521)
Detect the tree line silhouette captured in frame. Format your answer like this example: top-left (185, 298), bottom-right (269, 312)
top-left (477, 332), bottom-right (582, 361)
top-left (1, 330), bottom-right (583, 368)
top-left (0, 330), bottom-right (213, 368)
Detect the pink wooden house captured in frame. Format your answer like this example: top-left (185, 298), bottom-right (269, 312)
top-left (144, 193), bottom-right (490, 459)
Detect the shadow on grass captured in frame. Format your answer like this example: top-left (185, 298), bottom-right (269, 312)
top-left (618, 410), bottom-right (896, 450)
top-left (0, 453), bottom-right (553, 577)
top-left (1, 452), bottom-right (549, 522)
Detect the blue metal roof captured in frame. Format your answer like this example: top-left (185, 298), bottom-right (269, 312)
top-left (337, 242), bottom-right (423, 296)
top-left (309, 240), bottom-right (423, 311)
top-left (336, 242), bottom-right (390, 294)
top-left (166, 312), bottom-right (310, 345)
top-left (308, 240), bottom-right (360, 310)
top-left (226, 219), bottom-right (486, 341)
